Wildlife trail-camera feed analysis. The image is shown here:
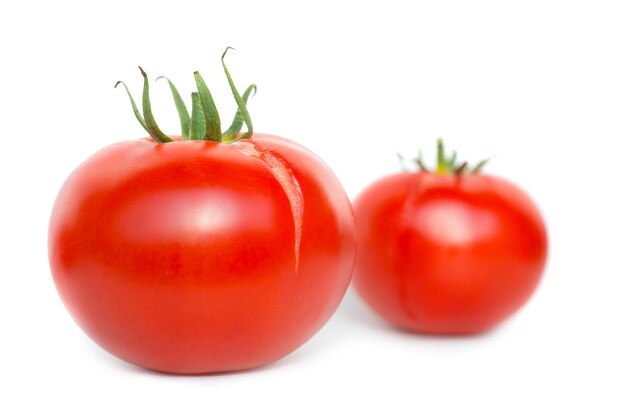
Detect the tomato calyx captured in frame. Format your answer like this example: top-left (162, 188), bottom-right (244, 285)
top-left (115, 47), bottom-right (257, 144)
top-left (398, 139), bottom-right (489, 175)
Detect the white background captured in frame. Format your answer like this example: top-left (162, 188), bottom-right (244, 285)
top-left (1, 0), bottom-right (625, 416)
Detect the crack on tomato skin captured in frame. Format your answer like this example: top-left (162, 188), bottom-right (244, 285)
top-left (232, 140), bottom-right (304, 273)
top-left (398, 174), bottom-right (432, 322)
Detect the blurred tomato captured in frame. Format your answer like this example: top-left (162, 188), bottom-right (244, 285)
top-left (353, 146), bottom-right (547, 334)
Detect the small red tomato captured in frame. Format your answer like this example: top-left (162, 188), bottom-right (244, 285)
top-left (49, 50), bottom-right (356, 374)
top-left (352, 141), bottom-right (547, 334)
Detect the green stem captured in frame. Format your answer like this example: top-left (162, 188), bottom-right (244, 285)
top-left (436, 138), bottom-right (446, 173)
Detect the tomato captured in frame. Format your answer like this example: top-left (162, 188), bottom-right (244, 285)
top-left (48, 52), bottom-right (356, 374)
top-left (49, 135), bottom-right (355, 374)
top-left (352, 143), bottom-right (547, 334)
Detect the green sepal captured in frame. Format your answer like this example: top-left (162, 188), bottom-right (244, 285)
top-left (455, 161), bottom-right (469, 174)
top-left (222, 84), bottom-right (257, 142)
top-left (447, 150), bottom-right (457, 171)
top-left (397, 152), bottom-right (407, 171)
top-left (193, 71), bottom-right (221, 142)
top-left (156, 76), bottom-right (191, 140)
top-left (189, 92), bottom-right (205, 140)
top-left (139, 67), bottom-right (172, 144)
top-left (220, 47), bottom-right (254, 142)
top-left (471, 158), bottom-right (490, 173)
top-left (399, 139), bottom-right (489, 175)
top-left (118, 52), bottom-right (256, 144)
top-left (414, 149), bottom-right (430, 172)
top-left (114, 80), bottom-right (148, 132)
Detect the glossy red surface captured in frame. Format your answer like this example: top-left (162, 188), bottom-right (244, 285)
top-left (353, 171), bottom-right (547, 334)
top-left (49, 134), bottom-right (356, 373)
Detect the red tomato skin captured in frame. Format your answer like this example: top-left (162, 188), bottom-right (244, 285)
top-left (353, 171), bottom-right (547, 334)
top-left (49, 134), bottom-right (356, 374)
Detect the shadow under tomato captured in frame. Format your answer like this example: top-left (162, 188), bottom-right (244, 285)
top-left (80, 328), bottom-right (322, 378)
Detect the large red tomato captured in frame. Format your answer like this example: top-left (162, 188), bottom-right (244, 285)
top-left (353, 143), bottom-right (547, 334)
top-left (48, 54), bottom-right (356, 374)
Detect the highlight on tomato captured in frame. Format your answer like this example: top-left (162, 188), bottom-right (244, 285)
top-left (352, 140), bottom-right (547, 334)
top-left (48, 48), bottom-right (357, 374)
